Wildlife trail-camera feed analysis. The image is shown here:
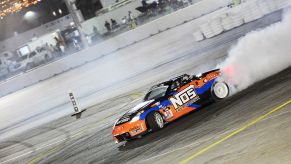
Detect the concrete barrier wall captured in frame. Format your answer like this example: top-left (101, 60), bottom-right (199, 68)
top-left (81, 0), bottom-right (141, 35)
top-left (193, 0), bottom-right (291, 41)
top-left (81, 0), bottom-right (231, 35)
top-left (1, 0), bottom-right (289, 97)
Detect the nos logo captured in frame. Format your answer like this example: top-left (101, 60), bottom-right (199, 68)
top-left (169, 85), bottom-right (197, 110)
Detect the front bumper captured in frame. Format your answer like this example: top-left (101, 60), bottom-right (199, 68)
top-left (112, 120), bottom-right (147, 143)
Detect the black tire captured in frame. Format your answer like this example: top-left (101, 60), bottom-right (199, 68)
top-left (211, 82), bottom-right (229, 100)
top-left (146, 111), bottom-right (164, 132)
top-left (45, 54), bottom-right (50, 61)
top-left (26, 63), bottom-right (34, 70)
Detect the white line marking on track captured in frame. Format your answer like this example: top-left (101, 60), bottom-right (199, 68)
top-left (0, 151), bottom-right (33, 164)
top-left (35, 138), bottom-right (66, 151)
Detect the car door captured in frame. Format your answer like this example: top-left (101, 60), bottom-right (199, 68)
top-left (165, 79), bottom-right (200, 121)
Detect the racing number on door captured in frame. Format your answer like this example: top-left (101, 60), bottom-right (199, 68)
top-left (169, 85), bottom-right (198, 112)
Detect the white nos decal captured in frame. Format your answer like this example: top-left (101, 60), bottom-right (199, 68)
top-left (169, 85), bottom-right (197, 109)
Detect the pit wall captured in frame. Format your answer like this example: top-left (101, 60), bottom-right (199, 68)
top-left (81, 0), bottom-right (230, 35)
top-left (193, 0), bottom-right (290, 41)
top-left (81, 0), bottom-right (142, 35)
top-left (0, 0), bottom-right (289, 97)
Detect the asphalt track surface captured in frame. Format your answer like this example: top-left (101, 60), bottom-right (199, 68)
top-left (37, 67), bottom-right (291, 164)
top-left (1, 11), bottom-right (291, 164)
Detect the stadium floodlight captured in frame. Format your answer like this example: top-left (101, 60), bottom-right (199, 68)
top-left (58, 8), bottom-right (62, 14)
top-left (23, 11), bottom-right (38, 22)
top-left (52, 11), bottom-right (57, 16)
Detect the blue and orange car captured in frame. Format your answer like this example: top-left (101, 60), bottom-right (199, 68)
top-left (112, 69), bottom-right (229, 143)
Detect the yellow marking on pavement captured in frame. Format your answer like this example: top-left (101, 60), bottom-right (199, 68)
top-left (130, 92), bottom-right (143, 99)
top-left (28, 145), bottom-right (61, 164)
top-left (181, 99), bottom-right (291, 164)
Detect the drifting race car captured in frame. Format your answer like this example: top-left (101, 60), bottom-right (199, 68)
top-left (112, 69), bottom-right (229, 143)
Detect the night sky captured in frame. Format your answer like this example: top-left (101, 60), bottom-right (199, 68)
top-left (0, 0), bottom-right (69, 41)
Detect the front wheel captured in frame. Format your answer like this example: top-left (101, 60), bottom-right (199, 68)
top-left (211, 82), bottom-right (229, 100)
top-left (26, 63), bottom-right (34, 70)
top-left (146, 111), bottom-right (164, 132)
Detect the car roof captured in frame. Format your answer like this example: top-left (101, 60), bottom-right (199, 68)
top-left (149, 74), bottom-right (190, 90)
top-left (169, 74), bottom-right (189, 81)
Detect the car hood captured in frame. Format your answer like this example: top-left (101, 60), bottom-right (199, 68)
top-left (127, 100), bottom-right (155, 114)
top-left (115, 100), bottom-right (156, 125)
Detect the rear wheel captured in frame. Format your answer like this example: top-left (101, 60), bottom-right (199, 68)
top-left (45, 54), bottom-right (50, 61)
top-left (211, 82), bottom-right (229, 100)
top-left (26, 63), bottom-right (34, 70)
top-left (146, 111), bottom-right (164, 132)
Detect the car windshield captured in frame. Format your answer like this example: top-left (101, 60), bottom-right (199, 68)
top-left (144, 86), bottom-right (168, 101)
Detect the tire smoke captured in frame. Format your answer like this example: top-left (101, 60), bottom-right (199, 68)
top-left (218, 9), bottom-right (291, 93)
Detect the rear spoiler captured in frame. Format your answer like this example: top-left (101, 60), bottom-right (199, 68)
top-left (201, 69), bottom-right (220, 77)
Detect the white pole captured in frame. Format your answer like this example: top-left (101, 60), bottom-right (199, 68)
top-left (69, 91), bottom-right (81, 113)
top-left (64, 0), bottom-right (88, 48)
top-left (69, 91), bottom-right (86, 118)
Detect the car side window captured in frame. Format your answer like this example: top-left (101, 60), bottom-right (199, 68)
top-left (182, 75), bottom-right (191, 84)
top-left (30, 52), bottom-right (37, 57)
top-left (171, 79), bottom-right (183, 91)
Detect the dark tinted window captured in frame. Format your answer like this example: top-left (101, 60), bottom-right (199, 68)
top-left (144, 86), bottom-right (168, 101)
top-left (18, 55), bottom-right (28, 62)
top-left (30, 52), bottom-right (37, 57)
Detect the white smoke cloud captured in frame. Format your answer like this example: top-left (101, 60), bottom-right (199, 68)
top-left (218, 9), bottom-right (291, 93)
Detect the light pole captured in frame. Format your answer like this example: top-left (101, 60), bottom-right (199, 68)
top-left (64, 0), bottom-right (88, 48)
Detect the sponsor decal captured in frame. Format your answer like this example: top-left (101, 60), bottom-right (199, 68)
top-left (129, 126), bottom-right (142, 135)
top-left (164, 108), bottom-right (173, 119)
top-left (169, 85), bottom-right (199, 112)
